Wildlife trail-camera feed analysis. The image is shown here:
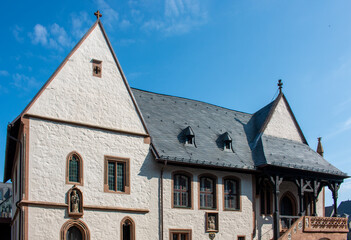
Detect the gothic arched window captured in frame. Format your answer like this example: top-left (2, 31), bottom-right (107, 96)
top-left (121, 217), bottom-right (135, 240)
top-left (66, 152), bottom-right (83, 185)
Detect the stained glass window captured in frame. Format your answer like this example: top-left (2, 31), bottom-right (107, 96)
top-left (69, 154), bottom-right (80, 183)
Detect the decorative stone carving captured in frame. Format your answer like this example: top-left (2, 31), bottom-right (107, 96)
top-left (209, 232), bottom-right (216, 240)
top-left (67, 185), bottom-right (83, 218)
top-left (206, 212), bottom-right (218, 232)
top-left (303, 216), bottom-right (349, 233)
top-left (298, 221), bottom-right (302, 230)
top-left (71, 190), bottom-right (80, 213)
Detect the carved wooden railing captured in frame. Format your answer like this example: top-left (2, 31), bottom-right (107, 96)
top-left (279, 216), bottom-right (349, 240)
top-left (303, 216), bottom-right (349, 233)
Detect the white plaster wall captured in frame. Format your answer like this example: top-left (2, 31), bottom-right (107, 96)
top-left (28, 118), bottom-right (158, 208)
top-left (27, 207), bottom-right (159, 239)
top-left (316, 187), bottom-right (324, 217)
top-left (27, 118), bottom-right (160, 239)
top-left (163, 166), bottom-right (254, 240)
top-left (264, 98), bottom-right (304, 143)
top-left (27, 24), bottom-right (146, 134)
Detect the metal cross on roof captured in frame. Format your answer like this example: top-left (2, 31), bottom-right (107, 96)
top-left (278, 79), bottom-right (283, 93)
top-left (94, 10), bottom-right (102, 19)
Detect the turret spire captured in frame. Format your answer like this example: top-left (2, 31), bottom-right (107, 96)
top-left (317, 137), bottom-right (324, 157)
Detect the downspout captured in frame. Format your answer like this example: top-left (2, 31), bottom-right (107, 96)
top-left (8, 126), bottom-right (23, 240)
top-left (160, 160), bottom-right (167, 240)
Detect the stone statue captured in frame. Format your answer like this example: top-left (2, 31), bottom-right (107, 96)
top-left (71, 190), bottom-right (80, 213)
top-left (208, 216), bottom-right (216, 231)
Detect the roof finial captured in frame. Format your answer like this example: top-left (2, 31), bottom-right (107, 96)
top-left (317, 137), bottom-right (324, 157)
top-left (278, 79), bottom-right (283, 93)
top-left (94, 10), bottom-right (102, 20)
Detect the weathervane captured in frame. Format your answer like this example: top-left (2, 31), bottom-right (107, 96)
top-left (277, 79), bottom-right (283, 93)
top-left (94, 10), bottom-right (102, 20)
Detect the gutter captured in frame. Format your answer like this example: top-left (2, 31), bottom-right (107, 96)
top-left (160, 160), bottom-right (167, 240)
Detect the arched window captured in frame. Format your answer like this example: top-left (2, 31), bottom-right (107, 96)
top-left (121, 217), bottom-right (135, 240)
top-left (199, 174), bottom-right (217, 209)
top-left (223, 177), bottom-right (240, 210)
top-left (172, 172), bottom-right (192, 208)
top-left (61, 219), bottom-right (90, 240)
top-left (66, 152), bottom-right (83, 185)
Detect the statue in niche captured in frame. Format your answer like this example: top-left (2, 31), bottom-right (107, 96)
top-left (208, 216), bottom-right (216, 231)
top-left (71, 190), bottom-right (80, 213)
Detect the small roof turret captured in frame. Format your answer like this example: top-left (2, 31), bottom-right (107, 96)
top-left (317, 137), bottom-right (324, 157)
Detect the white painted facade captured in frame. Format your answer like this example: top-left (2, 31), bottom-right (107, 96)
top-left (264, 97), bottom-right (304, 143)
top-left (5, 19), bottom-right (330, 240)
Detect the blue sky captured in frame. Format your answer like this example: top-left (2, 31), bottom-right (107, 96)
top-left (1, 0), bottom-right (350, 206)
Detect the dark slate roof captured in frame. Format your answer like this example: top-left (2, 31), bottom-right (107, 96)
top-left (132, 88), bottom-right (255, 171)
top-left (255, 135), bottom-right (345, 175)
top-left (338, 200), bottom-right (351, 216)
top-left (325, 206), bottom-right (334, 217)
top-left (132, 88), bottom-right (347, 177)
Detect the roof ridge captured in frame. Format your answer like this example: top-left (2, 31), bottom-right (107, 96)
top-left (131, 87), bottom-right (253, 116)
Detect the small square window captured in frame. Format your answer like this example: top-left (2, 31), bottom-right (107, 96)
top-left (238, 236), bottom-right (245, 240)
top-left (92, 59), bottom-right (102, 78)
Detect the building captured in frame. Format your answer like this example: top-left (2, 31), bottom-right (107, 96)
top-left (0, 182), bottom-right (12, 239)
top-left (3, 12), bottom-right (349, 240)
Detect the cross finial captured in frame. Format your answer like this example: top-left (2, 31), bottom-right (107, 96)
top-left (94, 10), bottom-right (102, 20)
top-left (277, 79), bottom-right (283, 93)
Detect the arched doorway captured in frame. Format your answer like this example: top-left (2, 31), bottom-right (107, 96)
top-left (280, 192), bottom-right (297, 229)
top-left (61, 219), bottom-right (90, 240)
top-left (67, 226), bottom-right (82, 240)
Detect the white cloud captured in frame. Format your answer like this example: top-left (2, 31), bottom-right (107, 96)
top-left (95, 0), bottom-right (119, 27)
top-left (120, 19), bottom-right (131, 29)
top-left (0, 70), bottom-right (9, 76)
top-left (12, 25), bottom-right (24, 43)
top-left (141, 0), bottom-right (208, 36)
top-left (29, 24), bottom-right (48, 45)
top-left (71, 11), bottom-right (92, 39)
top-left (29, 23), bottom-right (73, 50)
top-left (12, 73), bottom-right (40, 91)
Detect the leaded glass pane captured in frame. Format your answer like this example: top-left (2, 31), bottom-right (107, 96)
top-left (108, 162), bottom-right (116, 191)
top-left (69, 155), bottom-right (79, 183)
top-left (117, 163), bottom-right (124, 192)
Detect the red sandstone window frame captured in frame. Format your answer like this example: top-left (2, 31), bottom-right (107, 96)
top-left (198, 174), bottom-right (218, 210)
top-left (66, 152), bottom-right (84, 186)
top-left (223, 176), bottom-right (241, 211)
top-left (169, 229), bottom-right (192, 240)
top-left (172, 171), bottom-right (193, 209)
top-left (104, 156), bottom-right (130, 194)
top-left (120, 216), bottom-right (135, 240)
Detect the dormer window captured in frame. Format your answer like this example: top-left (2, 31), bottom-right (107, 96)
top-left (222, 132), bottom-right (232, 151)
top-left (183, 126), bottom-right (195, 145)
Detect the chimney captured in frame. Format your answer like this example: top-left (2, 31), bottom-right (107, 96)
top-left (317, 137), bottom-right (324, 157)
